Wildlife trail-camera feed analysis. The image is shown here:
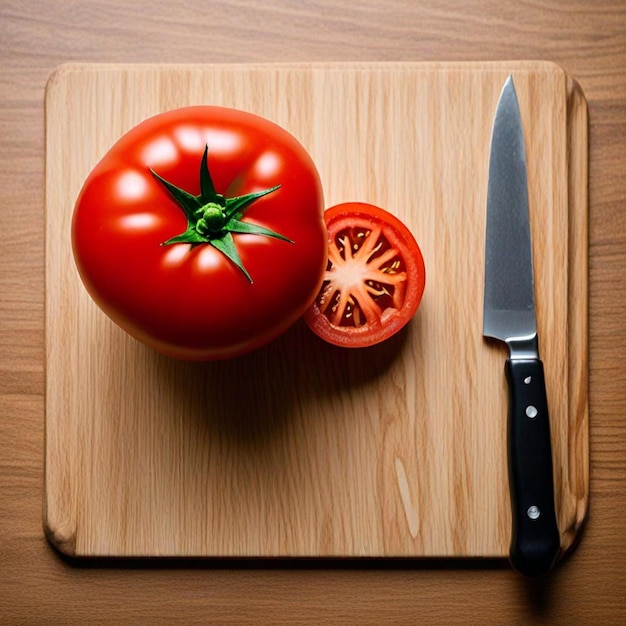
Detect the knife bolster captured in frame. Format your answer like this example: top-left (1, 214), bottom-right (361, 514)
top-left (506, 333), bottom-right (539, 360)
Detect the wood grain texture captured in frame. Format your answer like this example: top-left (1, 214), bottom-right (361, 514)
top-left (2, 0), bottom-right (625, 624)
top-left (44, 62), bottom-right (587, 559)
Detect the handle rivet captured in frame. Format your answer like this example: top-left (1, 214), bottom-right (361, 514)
top-left (526, 405), bottom-right (538, 418)
top-left (527, 505), bottom-right (541, 520)
top-left (524, 376), bottom-right (532, 384)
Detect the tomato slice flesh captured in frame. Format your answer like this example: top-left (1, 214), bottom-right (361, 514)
top-left (319, 221), bottom-right (406, 328)
top-left (304, 203), bottom-right (426, 348)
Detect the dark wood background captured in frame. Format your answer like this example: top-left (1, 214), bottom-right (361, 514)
top-left (1, 1), bottom-right (624, 623)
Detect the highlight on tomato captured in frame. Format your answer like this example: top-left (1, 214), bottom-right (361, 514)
top-left (304, 202), bottom-right (425, 348)
top-left (71, 106), bottom-right (327, 361)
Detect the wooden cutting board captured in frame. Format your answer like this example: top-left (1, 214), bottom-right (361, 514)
top-left (44, 62), bottom-right (589, 560)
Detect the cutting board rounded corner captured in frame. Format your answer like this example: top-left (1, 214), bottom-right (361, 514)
top-left (45, 63), bottom-right (81, 107)
top-left (42, 506), bottom-right (77, 558)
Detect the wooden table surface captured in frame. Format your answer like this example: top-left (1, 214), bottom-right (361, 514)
top-left (1, 1), bottom-right (624, 623)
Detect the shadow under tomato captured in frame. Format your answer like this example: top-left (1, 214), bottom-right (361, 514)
top-left (147, 317), bottom-right (411, 448)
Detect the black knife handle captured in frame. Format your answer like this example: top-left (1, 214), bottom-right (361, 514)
top-left (505, 358), bottom-right (560, 577)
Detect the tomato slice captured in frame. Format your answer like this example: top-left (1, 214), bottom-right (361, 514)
top-left (304, 202), bottom-right (426, 348)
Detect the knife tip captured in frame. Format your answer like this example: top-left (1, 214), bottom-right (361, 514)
top-left (499, 74), bottom-right (518, 101)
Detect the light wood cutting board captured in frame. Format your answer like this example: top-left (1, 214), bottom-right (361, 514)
top-left (44, 62), bottom-right (588, 560)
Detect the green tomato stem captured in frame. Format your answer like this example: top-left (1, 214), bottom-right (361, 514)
top-left (150, 144), bottom-right (290, 282)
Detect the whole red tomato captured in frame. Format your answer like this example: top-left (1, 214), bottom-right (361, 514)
top-left (72, 106), bottom-right (327, 360)
top-left (304, 202), bottom-right (425, 348)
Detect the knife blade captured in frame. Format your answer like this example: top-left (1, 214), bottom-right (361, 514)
top-left (483, 76), bottom-right (560, 577)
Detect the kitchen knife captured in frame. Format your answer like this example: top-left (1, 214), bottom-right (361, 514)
top-left (483, 76), bottom-right (560, 577)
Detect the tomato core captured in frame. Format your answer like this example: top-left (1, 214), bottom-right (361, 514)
top-left (320, 223), bottom-right (406, 328)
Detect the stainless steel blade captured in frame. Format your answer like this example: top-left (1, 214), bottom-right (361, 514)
top-left (483, 76), bottom-right (538, 358)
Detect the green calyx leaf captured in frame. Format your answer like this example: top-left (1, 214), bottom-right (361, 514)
top-left (150, 145), bottom-right (291, 282)
top-left (210, 232), bottom-right (252, 283)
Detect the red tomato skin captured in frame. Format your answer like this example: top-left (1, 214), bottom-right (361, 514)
top-left (72, 106), bottom-right (327, 360)
top-left (304, 202), bottom-right (426, 348)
